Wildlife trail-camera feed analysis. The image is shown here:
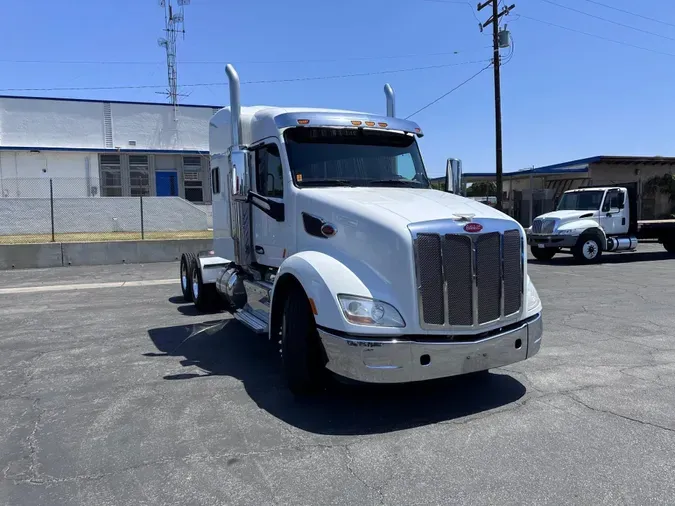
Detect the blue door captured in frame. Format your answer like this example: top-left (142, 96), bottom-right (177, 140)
top-left (156, 171), bottom-right (178, 197)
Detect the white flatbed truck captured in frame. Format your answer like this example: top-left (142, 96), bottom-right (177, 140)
top-left (527, 183), bottom-right (675, 263)
top-left (179, 64), bottom-right (544, 395)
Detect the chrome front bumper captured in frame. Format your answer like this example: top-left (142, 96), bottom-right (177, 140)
top-left (319, 313), bottom-right (543, 384)
top-left (527, 234), bottom-right (577, 248)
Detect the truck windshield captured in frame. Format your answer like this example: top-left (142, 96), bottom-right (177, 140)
top-left (557, 190), bottom-right (604, 211)
top-left (283, 127), bottom-right (430, 188)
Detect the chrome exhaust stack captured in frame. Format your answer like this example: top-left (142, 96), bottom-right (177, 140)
top-left (384, 84), bottom-right (395, 117)
top-left (226, 64), bottom-right (242, 148)
top-left (225, 64), bottom-right (252, 268)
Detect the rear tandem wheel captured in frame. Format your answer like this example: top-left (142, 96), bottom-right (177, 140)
top-left (180, 252), bottom-right (196, 302)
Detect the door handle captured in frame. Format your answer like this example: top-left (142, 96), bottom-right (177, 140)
top-left (255, 245), bottom-right (265, 255)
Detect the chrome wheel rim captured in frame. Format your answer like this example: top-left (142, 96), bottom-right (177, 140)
top-left (192, 274), bottom-right (199, 300)
top-left (181, 262), bottom-right (187, 291)
top-left (583, 240), bottom-right (598, 259)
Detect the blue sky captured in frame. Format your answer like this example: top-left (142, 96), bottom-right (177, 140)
top-left (3, 0), bottom-right (675, 177)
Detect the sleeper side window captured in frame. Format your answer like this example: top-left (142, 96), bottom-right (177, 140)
top-left (255, 144), bottom-right (284, 199)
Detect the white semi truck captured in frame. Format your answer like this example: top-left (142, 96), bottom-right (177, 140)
top-left (179, 64), bottom-right (544, 395)
top-left (527, 184), bottom-right (675, 263)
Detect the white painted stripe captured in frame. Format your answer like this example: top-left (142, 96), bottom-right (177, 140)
top-left (0, 278), bottom-right (177, 295)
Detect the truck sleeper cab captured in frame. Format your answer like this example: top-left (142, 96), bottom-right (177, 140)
top-left (527, 184), bottom-right (675, 264)
top-left (180, 64), bottom-right (544, 395)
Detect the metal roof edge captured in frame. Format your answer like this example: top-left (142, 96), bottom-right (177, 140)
top-left (0, 146), bottom-right (207, 154)
top-left (0, 94), bottom-right (223, 110)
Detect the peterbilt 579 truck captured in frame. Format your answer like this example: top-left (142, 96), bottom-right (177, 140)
top-left (527, 184), bottom-right (675, 263)
top-left (179, 64), bottom-right (544, 395)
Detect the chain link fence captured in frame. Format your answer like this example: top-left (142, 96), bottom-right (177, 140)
top-left (0, 177), bottom-right (212, 244)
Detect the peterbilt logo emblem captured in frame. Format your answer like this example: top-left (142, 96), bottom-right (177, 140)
top-left (464, 223), bottom-right (483, 233)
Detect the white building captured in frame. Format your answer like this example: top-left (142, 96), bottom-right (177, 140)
top-left (0, 95), bottom-right (220, 202)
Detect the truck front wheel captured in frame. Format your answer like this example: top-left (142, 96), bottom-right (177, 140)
top-left (281, 285), bottom-right (327, 396)
top-left (530, 246), bottom-right (558, 261)
top-left (573, 235), bottom-right (603, 264)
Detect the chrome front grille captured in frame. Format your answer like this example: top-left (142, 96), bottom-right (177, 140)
top-left (412, 224), bottom-right (524, 330)
top-left (532, 218), bottom-right (555, 234)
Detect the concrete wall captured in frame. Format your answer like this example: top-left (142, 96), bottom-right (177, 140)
top-left (0, 238), bottom-right (213, 270)
top-left (110, 103), bottom-right (210, 152)
top-left (0, 97), bottom-right (104, 148)
top-left (0, 96), bottom-right (215, 152)
top-left (0, 152), bottom-right (98, 197)
top-left (0, 197), bottom-right (208, 236)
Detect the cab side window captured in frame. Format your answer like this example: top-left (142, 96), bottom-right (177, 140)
top-left (603, 190), bottom-right (621, 212)
top-left (255, 144), bottom-right (283, 199)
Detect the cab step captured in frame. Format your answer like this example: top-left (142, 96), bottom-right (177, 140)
top-left (233, 308), bottom-right (268, 334)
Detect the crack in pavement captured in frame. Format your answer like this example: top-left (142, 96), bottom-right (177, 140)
top-left (566, 393), bottom-right (675, 435)
top-left (2, 441), bottom-right (354, 488)
top-left (344, 444), bottom-right (386, 505)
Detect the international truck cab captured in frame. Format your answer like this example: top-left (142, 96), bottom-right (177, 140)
top-left (179, 64), bottom-right (544, 395)
top-left (527, 185), bottom-right (675, 263)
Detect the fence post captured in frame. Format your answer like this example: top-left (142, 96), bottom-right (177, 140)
top-left (140, 194), bottom-right (145, 240)
top-left (50, 178), bottom-right (55, 243)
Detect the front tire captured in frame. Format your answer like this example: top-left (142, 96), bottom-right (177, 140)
top-left (530, 246), bottom-right (558, 261)
top-left (573, 235), bottom-right (603, 264)
top-left (280, 285), bottom-right (327, 396)
top-left (662, 239), bottom-right (675, 254)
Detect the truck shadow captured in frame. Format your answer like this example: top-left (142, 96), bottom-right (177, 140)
top-left (146, 317), bottom-right (527, 436)
top-left (530, 250), bottom-right (675, 266)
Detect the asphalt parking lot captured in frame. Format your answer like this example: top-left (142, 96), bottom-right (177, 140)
top-left (1, 244), bottom-right (674, 505)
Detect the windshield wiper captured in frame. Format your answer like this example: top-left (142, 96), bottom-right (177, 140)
top-left (365, 179), bottom-right (427, 187)
top-left (298, 179), bottom-right (356, 187)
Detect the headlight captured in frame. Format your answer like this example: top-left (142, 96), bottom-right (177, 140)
top-left (527, 277), bottom-right (541, 311)
top-left (556, 229), bottom-right (578, 235)
top-left (337, 294), bottom-right (405, 328)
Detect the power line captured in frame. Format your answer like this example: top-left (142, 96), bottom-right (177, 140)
top-left (581, 0), bottom-right (675, 30)
top-left (536, 0), bottom-right (675, 43)
top-left (0, 47), bottom-right (491, 66)
top-left (405, 63), bottom-right (492, 119)
top-left (520, 14), bottom-right (675, 58)
top-left (0, 59), bottom-right (492, 93)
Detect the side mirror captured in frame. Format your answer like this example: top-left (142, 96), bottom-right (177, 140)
top-left (617, 193), bottom-right (625, 209)
top-left (445, 158), bottom-right (463, 195)
top-left (229, 148), bottom-right (250, 198)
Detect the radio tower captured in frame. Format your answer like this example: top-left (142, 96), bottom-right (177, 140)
top-left (157, 0), bottom-right (190, 118)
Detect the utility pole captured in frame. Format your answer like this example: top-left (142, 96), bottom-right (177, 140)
top-left (477, 0), bottom-right (515, 212)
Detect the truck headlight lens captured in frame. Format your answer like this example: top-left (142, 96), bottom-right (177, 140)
top-left (556, 229), bottom-right (577, 235)
top-left (337, 295), bottom-right (405, 327)
top-left (527, 277), bottom-right (541, 311)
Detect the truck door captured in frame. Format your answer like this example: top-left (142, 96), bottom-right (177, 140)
top-left (251, 141), bottom-right (287, 268)
top-left (601, 189), bottom-right (627, 235)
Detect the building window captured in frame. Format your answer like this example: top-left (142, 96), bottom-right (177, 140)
top-left (129, 155), bottom-right (149, 196)
top-left (183, 156), bottom-right (204, 202)
top-left (100, 154), bottom-right (122, 197)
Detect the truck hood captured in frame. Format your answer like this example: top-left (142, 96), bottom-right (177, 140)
top-left (294, 187), bottom-right (524, 333)
top-left (537, 210), bottom-right (599, 221)
top-left (299, 187), bottom-right (511, 225)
